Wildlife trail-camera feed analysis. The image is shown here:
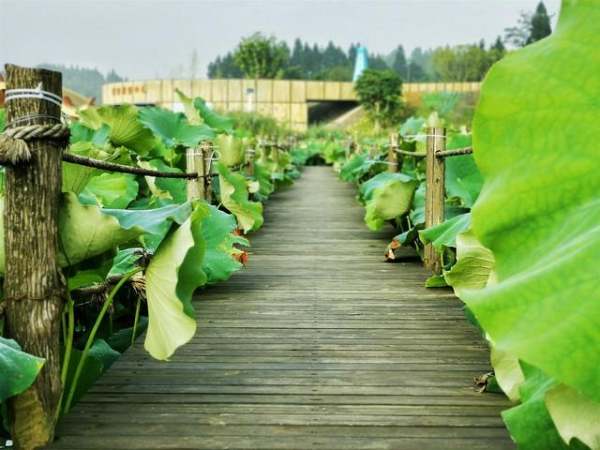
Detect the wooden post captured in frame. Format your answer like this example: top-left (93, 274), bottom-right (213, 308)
top-left (3, 65), bottom-right (67, 448)
top-left (424, 127), bottom-right (446, 274)
top-left (245, 144), bottom-right (255, 177)
top-left (201, 140), bottom-right (213, 204)
top-left (186, 146), bottom-right (206, 201)
top-left (388, 133), bottom-right (399, 173)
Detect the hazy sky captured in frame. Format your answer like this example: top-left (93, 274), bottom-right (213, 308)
top-left (0, 0), bottom-right (561, 80)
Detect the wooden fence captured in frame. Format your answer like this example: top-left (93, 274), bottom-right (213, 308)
top-left (388, 128), bottom-right (472, 273)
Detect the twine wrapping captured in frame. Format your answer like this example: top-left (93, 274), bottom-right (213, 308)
top-left (0, 123), bottom-right (70, 164)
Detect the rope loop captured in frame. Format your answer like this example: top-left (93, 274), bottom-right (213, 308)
top-left (0, 123), bottom-right (70, 165)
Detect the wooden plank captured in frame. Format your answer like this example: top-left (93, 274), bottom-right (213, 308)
top-left (50, 167), bottom-right (513, 449)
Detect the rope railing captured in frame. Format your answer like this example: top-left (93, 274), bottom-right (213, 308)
top-left (435, 146), bottom-right (473, 158)
top-left (62, 153), bottom-right (207, 179)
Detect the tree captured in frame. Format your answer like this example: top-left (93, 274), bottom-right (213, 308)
top-left (431, 44), bottom-right (498, 82)
top-left (392, 45), bottom-right (408, 79)
top-left (491, 36), bottom-right (505, 53)
top-left (504, 11), bottom-right (533, 48)
top-left (233, 33), bottom-right (289, 79)
top-left (354, 68), bottom-right (403, 130)
top-left (504, 1), bottom-right (552, 48)
top-left (528, 2), bottom-right (552, 44)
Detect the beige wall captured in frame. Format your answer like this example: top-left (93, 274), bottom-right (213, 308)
top-left (102, 79), bottom-right (481, 131)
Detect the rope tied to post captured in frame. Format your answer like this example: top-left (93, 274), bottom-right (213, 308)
top-left (0, 123), bottom-right (70, 164)
top-left (1, 84), bottom-right (70, 164)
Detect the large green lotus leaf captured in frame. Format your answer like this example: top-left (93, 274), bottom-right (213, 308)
top-left (62, 142), bottom-right (104, 194)
top-left (399, 116), bottom-right (425, 138)
top-left (79, 105), bottom-right (156, 156)
top-left (139, 159), bottom-right (187, 204)
top-left (81, 173), bottom-right (138, 209)
top-left (360, 172), bottom-right (418, 231)
top-left (69, 122), bottom-right (111, 147)
top-left (419, 213), bottom-right (471, 250)
top-left (196, 203), bottom-right (246, 283)
top-left (217, 134), bottom-right (245, 167)
top-left (193, 97), bottom-right (233, 134)
top-left (340, 153), bottom-right (382, 182)
top-left (138, 106), bottom-right (214, 148)
top-left (217, 162), bottom-right (264, 233)
top-left (464, 1), bottom-right (600, 402)
top-left (445, 155), bottom-right (483, 208)
top-left (490, 347), bottom-right (524, 402)
top-left (545, 384), bottom-right (600, 450)
top-left (443, 228), bottom-right (495, 298)
top-left (144, 207), bottom-right (206, 360)
top-left (502, 363), bottom-right (587, 450)
top-left (253, 161), bottom-right (275, 199)
top-left (175, 89), bottom-right (201, 125)
top-left (103, 202), bottom-right (192, 252)
top-left (107, 248), bottom-right (145, 278)
top-left (58, 193), bottom-right (144, 267)
top-left (0, 198), bottom-right (191, 272)
top-left (0, 336), bottom-right (44, 402)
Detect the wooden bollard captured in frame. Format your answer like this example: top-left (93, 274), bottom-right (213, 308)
top-left (388, 133), bottom-right (399, 173)
top-left (423, 127), bottom-right (446, 274)
top-left (186, 140), bottom-right (213, 203)
top-left (186, 145), bottom-right (205, 201)
top-left (245, 144), bottom-right (255, 177)
top-left (3, 64), bottom-right (67, 448)
top-left (201, 140), bottom-right (213, 204)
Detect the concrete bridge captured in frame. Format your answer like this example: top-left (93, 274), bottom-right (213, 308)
top-left (102, 79), bottom-right (481, 131)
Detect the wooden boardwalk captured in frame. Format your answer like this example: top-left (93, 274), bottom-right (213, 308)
top-left (51, 167), bottom-right (514, 450)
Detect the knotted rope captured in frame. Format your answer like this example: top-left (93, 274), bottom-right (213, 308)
top-left (0, 123), bottom-right (70, 164)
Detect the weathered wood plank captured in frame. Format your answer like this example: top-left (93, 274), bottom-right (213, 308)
top-left (50, 167), bottom-right (512, 449)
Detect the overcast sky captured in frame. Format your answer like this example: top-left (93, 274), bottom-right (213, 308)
top-left (0, 0), bottom-right (561, 79)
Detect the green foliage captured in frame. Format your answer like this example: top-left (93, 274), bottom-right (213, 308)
top-left (431, 44), bottom-right (502, 82)
top-left (234, 33), bottom-right (289, 79)
top-left (505, 1), bottom-right (553, 48)
top-left (528, 2), bottom-right (553, 44)
top-left (228, 112), bottom-right (282, 137)
top-left (0, 337), bottom-right (44, 402)
top-left (339, 153), bottom-right (384, 183)
top-left (197, 204), bottom-right (248, 283)
top-left (81, 173), bottom-right (138, 209)
top-left (467, 0), bottom-right (600, 403)
top-left (0, 89), bottom-right (308, 432)
top-left (217, 134), bottom-right (245, 167)
top-left (216, 162), bottom-right (264, 233)
top-left (209, 38), bottom-right (389, 82)
top-left (444, 229), bottom-right (495, 298)
top-left (144, 207), bottom-right (206, 360)
top-left (419, 213), bottom-right (471, 250)
top-left (359, 172), bottom-right (418, 231)
top-left (430, 3), bottom-right (600, 448)
top-left (354, 69), bottom-right (403, 129)
top-left (79, 105), bottom-right (156, 156)
top-left (138, 107), bottom-right (214, 148)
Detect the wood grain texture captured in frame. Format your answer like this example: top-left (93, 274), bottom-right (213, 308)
top-left (4, 64), bottom-right (66, 449)
top-left (50, 167), bottom-right (513, 450)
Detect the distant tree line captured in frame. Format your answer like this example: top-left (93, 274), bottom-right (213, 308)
top-left (208, 1), bottom-right (551, 83)
top-left (208, 36), bottom-right (389, 81)
top-left (36, 64), bottom-right (126, 100)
